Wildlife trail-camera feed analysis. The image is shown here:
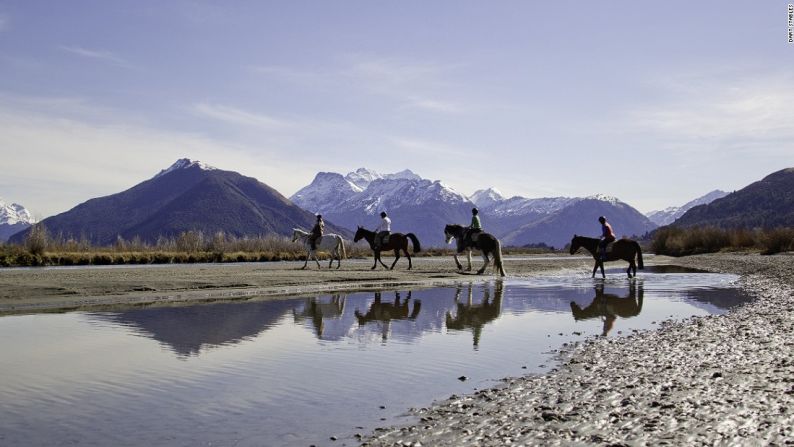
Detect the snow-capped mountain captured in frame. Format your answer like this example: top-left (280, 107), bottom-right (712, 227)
top-left (469, 188), bottom-right (656, 248)
top-left (646, 190), bottom-right (729, 226)
top-left (290, 172), bottom-right (364, 215)
top-left (470, 188), bottom-right (505, 209)
top-left (154, 158), bottom-right (216, 179)
top-left (0, 198), bottom-right (36, 241)
top-left (344, 168), bottom-right (422, 190)
top-left (291, 169), bottom-right (473, 246)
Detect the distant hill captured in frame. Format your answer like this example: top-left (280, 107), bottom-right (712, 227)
top-left (672, 168), bottom-right (794, 229)
top-left (292, 168), bottom-right (472, 246)
top-left (10, 159), bottom-right (349, 245)
top-left (498, 195), bottom-right (658, 249)
top-left (0, 198), bottom-right (36, 242)
top-left (646, 190), bottom-right (729, 226)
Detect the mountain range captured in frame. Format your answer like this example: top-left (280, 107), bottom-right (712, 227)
top-left (0, 198), bottom-right (36, 242)
top-left (292, 169), bottom-right (659, 248)
top-left (7, 160), bottom-right (790, 249)
top-left (469, 190), bottom-right (657, 248)
top-left (671, 168), bottom-right (794, 229)
top-left (10, 159), bottom-right (349, 245)
top-left (291, 168), bottom-right (472, 246)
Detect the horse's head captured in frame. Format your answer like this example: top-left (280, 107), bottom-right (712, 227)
top-left (443, 224), bottom-right (455, 244)
top-left (353, 226), bottom-right (365, 242)
top-left (569, 234), bottom-right (581, 255)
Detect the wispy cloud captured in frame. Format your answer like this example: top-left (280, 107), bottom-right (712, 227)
top-left (59, 45), bottom-right (134, 68)
top-left (626, 72), bottom-right (794, 153)
top-left (192, 102), bottom-right (292, 129)
top-left (0, 94), bottom-right (320, 217)
top-left (254, 56), bottom-right (470, 115)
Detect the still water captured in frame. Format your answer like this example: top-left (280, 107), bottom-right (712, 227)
top-left (0, 266), bottom-right (751, 446)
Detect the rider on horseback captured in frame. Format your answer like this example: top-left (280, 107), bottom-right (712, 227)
top-left (372, 211), bottom-right (391, 250)
top-left (309, 214), bottom-right (324, 250)
top-left (598, 215), bottom-right (615, 261)
top-left (462, 208), bottom-right (483, 251)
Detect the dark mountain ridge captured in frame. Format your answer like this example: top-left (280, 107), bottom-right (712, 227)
top-left (11, 160), bottom-right (349, 245)
top-left (672, 168), bottom-right (794, 229)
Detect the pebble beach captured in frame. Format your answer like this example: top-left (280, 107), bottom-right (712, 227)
top-left (363, 254), bottom-right (794, 446)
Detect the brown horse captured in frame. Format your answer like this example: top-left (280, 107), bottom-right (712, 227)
top-left (569, 234), bottom-right (644, 278)
top-left (353, 227), bottom-right (421, 270)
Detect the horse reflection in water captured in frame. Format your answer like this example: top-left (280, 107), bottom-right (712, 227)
top-left (445, 281), bottom-right (504, 348)
top-left (354, 291), bottom-right (422, 341)
top-left (292, 293), bottom-right (346, 338)
top-left (570, 282), bottom-right (644, 336)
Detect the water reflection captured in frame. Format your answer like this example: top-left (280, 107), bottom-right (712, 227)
top-left (292, 293), bottom-right (347, 338)
top-left (570, 282), bottom-right (644, 336)
top-left (354, 291), bottom-right (422, 341)
top-left (446, 281), bottom-right (504, 347)
top-left (94, 300), bottom-right (296, 358)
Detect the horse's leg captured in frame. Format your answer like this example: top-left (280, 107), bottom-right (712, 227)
top-left (591, 261), bottom-right (598, 278)
top-left (390, 249), bottom-right (400, 270)
top-left (378, 250), bottom-right (390, 269)
top-left (600, 261), bottom-right (606, 279)
top-left (467, 249), bottom-right (472, 271)
top-left (328, 249), bottom-right (334, 269)
top-left (314, 250), bottom-right (321, 269)
top-left (453, 252), bottom-right (462, 270)
top-left (477, 252), bottom-right (490, 275)
top-left (405, 247), bottom-right (412, 270)
top-left (301, 249), bottom-right (310, 269)
top-left (371, 250), bottom-right (379, 270)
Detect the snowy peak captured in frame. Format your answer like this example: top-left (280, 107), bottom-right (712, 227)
top-left (470, 188), bottom-right (505, 208)
top-left (343, 168), bottom-right (422, 189)
top-left (585, 194), bottom-right (624, 206)
top-left (155, 158), bottom-right (217, 178)
top-left (0, 198), bottom-right (36, 225)
top-left (646, 190), bottom-right (729, 226)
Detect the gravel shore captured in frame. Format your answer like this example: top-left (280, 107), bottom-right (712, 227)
top-left (363, 253), bottom-right (794, 446)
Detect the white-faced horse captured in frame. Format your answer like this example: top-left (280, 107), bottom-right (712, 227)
top-left (291, 228), bottom-right (347, 269)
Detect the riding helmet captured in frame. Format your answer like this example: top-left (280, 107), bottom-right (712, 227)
top-left (380, 211), bottom-right (387, 218)
top-left (472, 208), bottom-right (479, 215)
top-left (598, 216), bottom-right (606, 223)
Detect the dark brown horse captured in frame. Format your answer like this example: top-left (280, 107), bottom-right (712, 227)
top-left (354, 227), bottom-right (421, 270)
top-left (569, 234), bottom-right (644, 278)
top-left (443, 224), bottom-right (506, 276)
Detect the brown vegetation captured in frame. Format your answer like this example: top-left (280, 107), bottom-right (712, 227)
top-left (652, 226), bottom-right (794, 256)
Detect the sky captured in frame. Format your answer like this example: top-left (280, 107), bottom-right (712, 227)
top-left (1, 1), bottom-right (793, 219)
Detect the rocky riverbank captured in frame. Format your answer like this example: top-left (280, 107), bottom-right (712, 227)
top-left (363, 253), bottom-right (794, 446)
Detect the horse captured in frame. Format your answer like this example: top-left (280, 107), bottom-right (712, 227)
top-left (443, 224), bottom-right (506, 277)
top-left (291, 228), bottom-right (347, 269)
top-left (569, 234), bottom-right (644, 278)
top-left (353, 227), bottom-right (421, 270)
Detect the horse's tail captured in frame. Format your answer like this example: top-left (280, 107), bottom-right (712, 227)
top-left (634, 241), bottom-right (644, 269)
top-left (495, 239), bottom-right (506, 277)
top-left (407, 233), bottom-right (421, 253)
top-left (340, 236), bottom-right (347, 259)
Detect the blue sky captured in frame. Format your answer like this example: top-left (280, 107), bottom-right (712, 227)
top-left (1, 1), bottom-right (792, 218)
